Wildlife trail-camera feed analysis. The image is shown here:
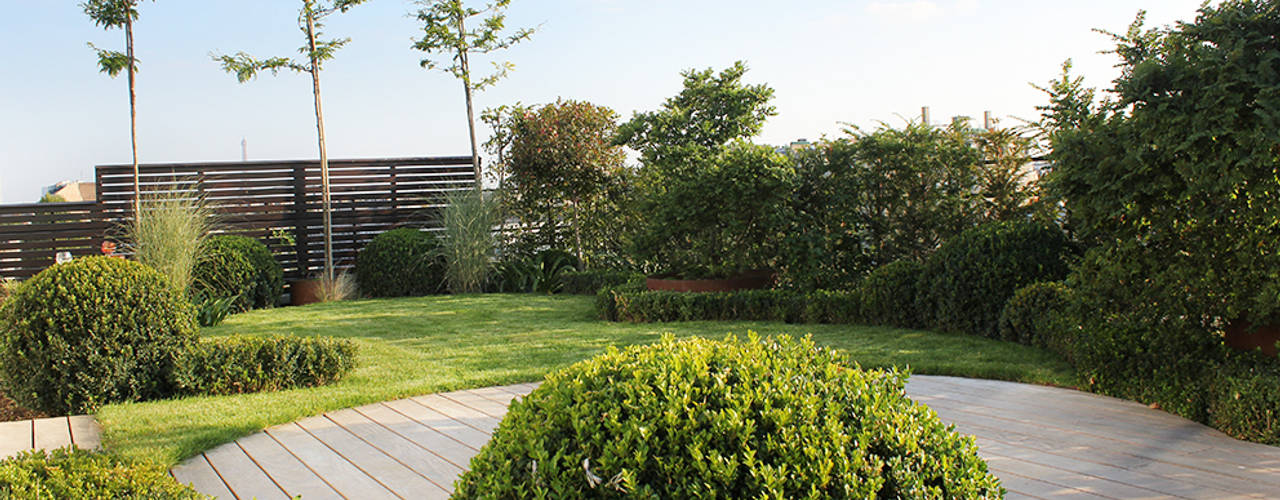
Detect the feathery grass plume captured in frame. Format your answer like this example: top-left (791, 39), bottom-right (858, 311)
top-left (437, 189), bottom-right (500, 294)
top-left (124, 182), bottom-right (215, 294)
top-left (316, 270), bottom-right (357, 303)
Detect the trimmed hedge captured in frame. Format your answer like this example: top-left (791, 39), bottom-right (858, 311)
top-left (1208, 352), bottom-right (1280, 446)
top-left (998, 282), bottom-right (1078, 362)
top-left (172, 336), bottom-right (358, 396)
top-left (0, 448), bottom-right (204, 499)
top-left (453, 334), bottom-right (1003, 498)
top-left (193, 235), bottom-right (284, 311)
top-left (598, 288), bottom-right (863, 325)
top-left (355, 228), bottom-right (445, 297)
top-left (859, 260), bottom-right (924, 329)
top-left (917, 221), bottom-right (1073, 338)
top-left (0, 257), bottom-right (197, 414)
top-left (558, 269), bottom-right (644, 295)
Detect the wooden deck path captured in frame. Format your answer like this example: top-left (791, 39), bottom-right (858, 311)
top-left (172, 377), bottom-right (1280, 499)
top-left (0, 415), bottom-right (103, 460)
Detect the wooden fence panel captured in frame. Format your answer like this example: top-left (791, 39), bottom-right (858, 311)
top-left (0, 202), bottom-right (107, 280)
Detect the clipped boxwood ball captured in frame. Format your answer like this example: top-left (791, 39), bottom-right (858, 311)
top-left (356, 228), bottom-right (445, 297)
top-left (454, 334), bottom-right (1004, 498)
top-left (0, 257), bottom-right (197, 414)
top-left (0, 448), bottom-right (204, 499)
top-left (193, 234), bottom-right (284, 311)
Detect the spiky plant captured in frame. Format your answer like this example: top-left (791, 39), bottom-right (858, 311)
top-left (124, 185), bottom-right (215, 293)
top-left (437, 189), bottom-right (500, 294)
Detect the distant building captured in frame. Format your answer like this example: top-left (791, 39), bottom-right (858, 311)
top-left (42, 181), bottom-right (96, 202)
top-left (789, 138), bottom-right (813, 152)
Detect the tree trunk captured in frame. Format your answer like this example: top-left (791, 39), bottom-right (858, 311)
top-left (305, 7), bottom-right (334, 282)
top-left (572, 199), bottom-right (585, 271)
top-left (126, 14), bottom-right (140, 222)
top-left (457, 14), bottom-right (482, 187)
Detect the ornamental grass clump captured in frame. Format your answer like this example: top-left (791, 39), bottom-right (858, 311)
top-left (454, 334), bottom-right (1004, 498)
top-left (437, 189), bottom-right (500, 294)
top-left (124, 186), bottom-right (216, 295)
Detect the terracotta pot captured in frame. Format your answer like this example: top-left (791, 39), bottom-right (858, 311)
top-left (646, 270), bottom-right (774, 293)
top-left (1224, 319), bottom-right (1280, 358)
top-left (290, 279), bottom-right (322, 306)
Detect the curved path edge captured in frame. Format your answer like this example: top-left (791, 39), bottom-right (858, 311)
top-left (171, 377), bottom-right (1280, 500)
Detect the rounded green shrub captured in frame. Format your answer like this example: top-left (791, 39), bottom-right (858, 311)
top-left (355, 228), bottom-right (445, 297)
top-left (999, 282), bottom-right (1078, 361)
top-left (0, 447), bottom-right (203, 499)
top-left (193, 234), bottom-right (283, 311)
top-left (453, 334), bottom-right (1004, 498)
top-left (0, 257), bottom-right (197, 414)
top-left (860, 260), bottom-right (925, 329)
top-left (917, 221), bottom-right (1073, 338)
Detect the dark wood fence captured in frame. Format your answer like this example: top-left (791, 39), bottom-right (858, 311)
top-left (0, 202), bottom-right (108, 279)
top-left (0, 156), bottom-right (475, 281)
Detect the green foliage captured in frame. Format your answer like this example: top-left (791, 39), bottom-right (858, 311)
top-left (597, 288), bottom-right (863, 325)
top-left (616, 61), bottom-right (776, 166)
top-left (213, 0), bottom-right (368, 82)
top-left (192, 235), bottom-right (284, 311)
top-left (438, 189), bottom-right (501, 293)
top-left (559, 269), bottom-right (644, 295)
top-left (126, 187), bottom-right (216, 295)
top-left (0, 447), bottom-right (204, 499)
top-left (82, 0), bottom-right (149, 78)
top-left (633, 142), bottom-right (795, 277)
top-left (486, 100), bottom-right (628, 264)
top-left (453, 334), bottom-right (1003, 499)
top-left (1041, 1), bottom-right (1280, 325)
top-left (782, 122), bottom-right (984, 290)
top-left (998, 282), bottom-right (1078, 362)
top-left (192, 291), bottom-right (236, 328)
top-left (0, 257), bottom-right (197, 414)
top-left (859, 261), bottom-right (925, 329)
top-left (355, 228), bottom-right (445, 297)
top-left (492, 249), bottom-right (578, 294)
top-left (916, 221), bottom-right (1073, 338)
top-left (37, 193), bottom-right (65, 204)
top-left (1208, 352), bottom-right (1280, 446)
top-left (171, 335), bottom-right (357, 396)
top-left (412, 0), bottom-right (536, 92)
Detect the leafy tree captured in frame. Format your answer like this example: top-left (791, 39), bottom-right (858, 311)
top-left (413, 0), bottom-right (536, 181)
top-left (213, 0), bottom-right (368, 282)
top-left (616, 61), bottom-right (776, 170)
top-left (973, 125), bottom-right (1040, 222)
top-left (486, 100), bottom-right (627, 267)
top-left (1045, 1), bottom-right (1280, 327)
top-left (82, 0), bottom-right (152, 221)
top-left (37, 193), bottom-right (66, 204)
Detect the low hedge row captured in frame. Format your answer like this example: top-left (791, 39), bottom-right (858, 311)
top-left (172, 335), bottom-right (358, 396)
top-left (598, 288), bottom-right (863, 325)
top-left (558, 269), bottom-right (644, 295)
top-left (0, 447), bottom-right (203, 499)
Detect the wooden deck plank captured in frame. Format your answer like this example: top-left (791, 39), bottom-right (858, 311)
top-left (170, 454), bottom-right (236, 500)
top-left (327, 408), bottom-right (466, 492)
top-left (297, 414), bottom-right (450, 499)
top-left (67, 415), bottom-right (101, 450)
top-left (235, 431), bottom-right (338, 500)
top-left (266, 422), bottom-right (398, 500)
top-left (410, 394), bottom-right (502, 433)
top-left (990, 467), bottom-right (1112, 499)
top-left (438, 390), bottom-right (509, 418)
top-left (0, 420), bottom-right (32, 459)
top-left (32, 417), bottom-right (71, 450)
top-left (203, 441), bottom-right (291, 500)
top-left (382, 399), bottom-right (492, 450)
top-left (362, 401), bottom-right (483, 466)
top-left (465, 386), bottom-right (521, 406)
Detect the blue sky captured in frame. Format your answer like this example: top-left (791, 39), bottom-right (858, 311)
top-left (0, 0), bottom-right (1211, 202)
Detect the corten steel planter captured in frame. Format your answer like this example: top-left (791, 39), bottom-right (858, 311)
top-left (1224, 319), bottom-right (1280, 358)
top-left (646, 270), bottom-right (774, 293)
top-left (290, 279), bottom-right (322, 306)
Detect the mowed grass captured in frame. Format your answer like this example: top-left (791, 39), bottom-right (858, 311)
top-left (97, 294), bottom-right (1075, 466)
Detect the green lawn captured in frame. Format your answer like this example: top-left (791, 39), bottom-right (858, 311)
top-left (97, 294), bottom-right (1075, 466)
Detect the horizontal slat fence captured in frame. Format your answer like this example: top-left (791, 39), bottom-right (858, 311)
top-left (0, 202), bottom-right (108, 279)
top-left (96, 156), bottom-right (476, 281)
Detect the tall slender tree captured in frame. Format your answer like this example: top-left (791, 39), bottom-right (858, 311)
top-left (213, 0), bottom-right (368, 282)
top-left (83, 0), bottom-right (150, 221)
top-left (413, 0), bottom-right (535, 182)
